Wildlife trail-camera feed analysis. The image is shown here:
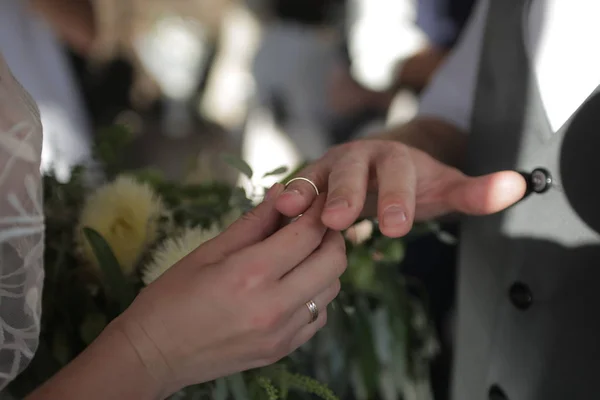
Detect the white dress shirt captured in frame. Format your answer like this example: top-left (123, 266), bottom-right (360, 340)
top-left (418, 0), bottom-right (600, 134)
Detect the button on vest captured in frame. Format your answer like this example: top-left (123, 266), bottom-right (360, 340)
top-left (508, 282), bottom-right (533, 310)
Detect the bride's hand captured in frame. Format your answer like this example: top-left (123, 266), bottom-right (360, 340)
top-left (116, 184), bottom-right (346, 396)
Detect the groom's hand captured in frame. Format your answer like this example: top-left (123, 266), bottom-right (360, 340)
top-left (275, 139), bottom-right (527, 238)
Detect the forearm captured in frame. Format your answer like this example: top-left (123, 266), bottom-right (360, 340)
top-left (394, 45), bottom-right (449, 93)
top-left (26, 319), bottom-right (163, 400)
top-left (29, 0), bottom-right (96, 55)
top-left (373, 116), bottom-right (467, 168)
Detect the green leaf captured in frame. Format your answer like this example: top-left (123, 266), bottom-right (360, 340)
top-left (280, 162), bottom-right (308, 184)
top-left (230, 187), bottom-right (253, 212)
top-left (82, 227), bottom-right (136, 311)
top-left (377, 238), bottom-right (405, 263)
top-left (263, 166), bottom-right (288, 178)
top-left (51, 331), bottom-right (70, 366)
top-left (345, 248), bottom-right (376, 291)
top-left (221, 153), bottom-right (253, 179)
top-left (213, 378), bottom-right (230, 400)
top-left (352, 297), bottom-right (380, 397)
top-left (80, 313), bottom-right (108, 345)
top-left (227, 373), bottom-right (250, 400)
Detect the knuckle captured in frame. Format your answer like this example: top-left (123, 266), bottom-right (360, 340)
top-left (297, 217), bottom-right (326, 244)
top-left (318, 311), bottom-right (328, 329)
top-left (334, 252), bottom-right (348, 276)
top-left (381, 145), bottom-right (410, 164)
top-left (331, 231), bottom-right (347, 252)
top-left (249, 305), bottom-right (285, 333)
top-left (230, 259), bottom-right (270, 292)
top-left (258, 336), bottom-right (288, 364)
top-left (240, 209), bottom-right (261, 224)
top-left (342, 140), bottom-right (367, 154)
top-left (333, 279), bottom-right (342, 296)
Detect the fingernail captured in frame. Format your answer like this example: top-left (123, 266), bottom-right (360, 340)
top-left (325, 197), bottom-right (349, 210)
top-left (264, 183), bottom-right (283, 202)
top-left (382, 205), bottom-right (407, 226)
top-left (280, 187), bottom-right (301, 198)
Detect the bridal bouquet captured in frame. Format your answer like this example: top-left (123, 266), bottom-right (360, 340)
top-left (7, 125), bottom-right (439, 400)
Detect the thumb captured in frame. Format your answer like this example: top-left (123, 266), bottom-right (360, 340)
top-left (194, 183), bottom-right (285, 264)
top-left (446, 170), bottom-right (527, 215)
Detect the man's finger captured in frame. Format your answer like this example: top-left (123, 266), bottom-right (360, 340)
top-left (275, 163), bottom-right (329, 218)
top-left (194, 183), bottom-right (285, 264)
top-left (234, 195), bottom-right (328, 279)
top-left (375, 146), bottom-right (416, 237)
top-left (447, 170), bottom-right (527, 215)
top-left (321, 152), bottom-right (371, 231)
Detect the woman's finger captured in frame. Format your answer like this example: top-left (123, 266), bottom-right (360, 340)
top-left (277, 230), bottom-right (347, 308)
top-left (375, 145), bottom-right (416, 237)
top-left (193, 183), bottom-right (285, 264)
top-left (286, 310), bottom-right (328, 353)
top-left (285, 279), bottom-right (340, 331)
top-left (231, 195), bottom-right (328, 280)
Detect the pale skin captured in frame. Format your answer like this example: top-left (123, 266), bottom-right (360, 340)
top-left (24, 116), bottom-right (525, 399)
top-left (26, 186), bottom-right (347, 399)
top-left (275, 116), bottom-right (528, 237)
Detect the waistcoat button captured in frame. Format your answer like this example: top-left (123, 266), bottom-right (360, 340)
top-left (489, 385), bottom-right (508, 400)
top-left (509, 282), bottom-right (533, 310)
top-left (530, 168), bottom-right (552, 193)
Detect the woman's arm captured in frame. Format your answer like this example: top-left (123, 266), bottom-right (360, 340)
top-left (26, 319), bottom-right (164, 400)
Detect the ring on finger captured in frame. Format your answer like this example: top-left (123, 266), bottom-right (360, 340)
top-left (305, 300), bottom-right (319, 324)
top-left (285, 177), bottom-right (319, 196)
top-left (285, 177), bottom-right (320, 222)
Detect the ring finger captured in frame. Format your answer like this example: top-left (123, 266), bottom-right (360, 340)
top-left (285, 279), bottom-right (340, 333)
top-left (275, 164), bottom-right (330, 218)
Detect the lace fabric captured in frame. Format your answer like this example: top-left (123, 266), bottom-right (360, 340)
top-left (0, 54), bottom-right (44, 390)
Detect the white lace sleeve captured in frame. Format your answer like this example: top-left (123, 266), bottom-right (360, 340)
top-left (0, 54), bottom-right (44, 390)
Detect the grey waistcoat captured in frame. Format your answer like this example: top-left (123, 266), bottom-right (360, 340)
top-left (453, 0), bottom-right (600, 399)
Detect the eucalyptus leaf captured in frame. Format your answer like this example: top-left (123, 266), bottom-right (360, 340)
top-left (82, 227), bottom-right (136, 311)
top-left (263, 166), bottom-right (288, 178)
top-left (221, 153), bottom-right (253, 179)
top-left (280, 162), bottom-right (308, 184)
top-left (80, 313), bottom-right (107, 345)
top-left (51, 331), bottom-right (70, 366)
top-left (352, 297), bottom-right (380, 397)
top-left (227, 373), bottom-right (250, 400)
top-left (213, 378), bottom-right (229, 400)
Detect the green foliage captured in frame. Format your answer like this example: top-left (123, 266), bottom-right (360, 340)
top-left (221, 153), bottom-right (254, 180)
top-left (82, 228), bottom-right (136, 312)
top-left (6, 127), bottom-right (443, 400)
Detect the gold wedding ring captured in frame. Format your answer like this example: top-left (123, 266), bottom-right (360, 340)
top-left (305, 300), bottom-right (319, 324)
top-left (285, 177), bottom-right (319, 196)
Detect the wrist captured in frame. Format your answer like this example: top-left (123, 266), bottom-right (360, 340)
top-left (102, 319), bottom-right (168, 398)
top-left (111, 311), bottom-right (179, 398)
top-left (370, 117), bottom-right (466, 168)
top-left (26, 317), bottom-right (165, 400)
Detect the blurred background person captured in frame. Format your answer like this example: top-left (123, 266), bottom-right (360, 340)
top-left (0, 0), bottom-right (94, 182)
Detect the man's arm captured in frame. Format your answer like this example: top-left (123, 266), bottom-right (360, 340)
top-left (29, 0), bottom-right (96, 55)
top-left (373, 116), bottom-right (467, 168)
top-left (370, 0), bottom-right (491, 168)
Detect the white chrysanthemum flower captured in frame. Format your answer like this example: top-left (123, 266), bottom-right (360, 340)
top-left (142, 225), bottom-right (221, 285)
